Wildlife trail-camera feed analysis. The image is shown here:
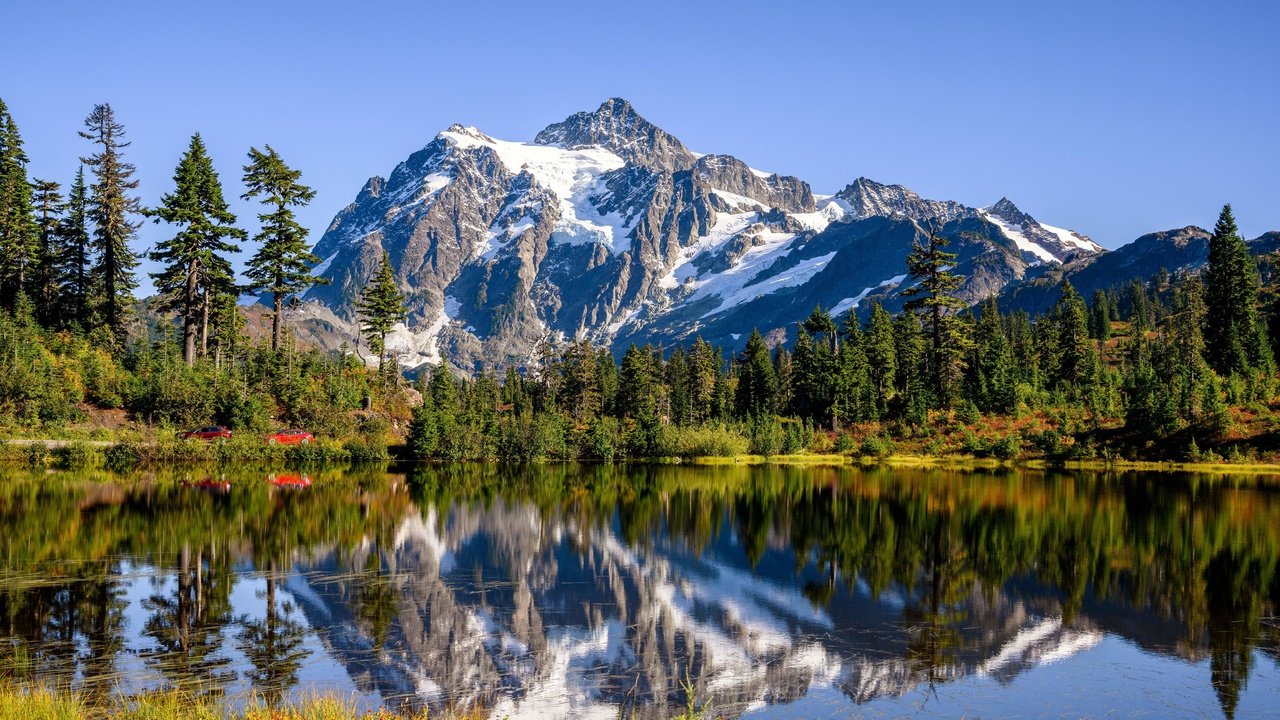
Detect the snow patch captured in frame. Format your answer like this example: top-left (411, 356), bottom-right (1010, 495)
top-left (1040, 221), bottom-right (1103, 253)
top-left (441, 127), bottom-right (634, 254)
top-left (830, 274), bottom-right (907, 317)
top-left (979, 209), bottom-right (1057, 264)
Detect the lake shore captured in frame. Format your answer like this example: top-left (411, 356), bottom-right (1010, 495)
top-left (7, 434), bottom-right (1280, 476)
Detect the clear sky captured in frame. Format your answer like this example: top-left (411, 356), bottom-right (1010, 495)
top-left (3, 0), bottom-right (1277, 295)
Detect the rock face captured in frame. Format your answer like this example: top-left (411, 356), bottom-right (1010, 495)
top-left (299, 98), bottom-right (1117, 373)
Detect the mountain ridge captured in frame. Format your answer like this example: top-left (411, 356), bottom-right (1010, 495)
top-left (285, 98), bottom-right (1267, 374)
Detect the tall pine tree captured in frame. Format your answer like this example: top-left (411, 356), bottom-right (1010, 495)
top-left (902, 226), bottom-right (970, 407)
top-left (0, 98), bottom-right (38, 310)
top-left (30, 179), bottom-right (63, 326)
top-left (58, 167), bottom-right (92, 326)
top-left (735, 329), bottom-right (776, 418)
top-left (241, 145), bottom-right (326, 351)
top-left (148, 133), bottom-right (245, 365)
top-left (356, 251), bottom-right (406, 376)
top-left (1204, 204), bottom-right (1266, 376)
top-left (80, 103), bottom-right (141, 345)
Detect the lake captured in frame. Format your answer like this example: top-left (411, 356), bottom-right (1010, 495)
top-left (1, 463), bottom-right (1277, 719)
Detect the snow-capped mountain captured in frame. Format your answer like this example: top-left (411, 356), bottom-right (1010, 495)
top-left (301, 98), bottom-right (1104, 372)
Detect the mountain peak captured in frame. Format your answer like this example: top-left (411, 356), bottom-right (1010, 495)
top-left (534, 98), bottom-right (697, 172)
top-left (836, 177), bottom-right (970, 224)
top-left (988, 197), bottom-right (1020, 215)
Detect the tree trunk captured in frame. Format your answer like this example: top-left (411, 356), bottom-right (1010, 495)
top-left (271, 292), bottom-right (282, 352)
top-left (200, 286), bottom-right (210, 357)
top-left (183, 259), bottom-right (199, 365)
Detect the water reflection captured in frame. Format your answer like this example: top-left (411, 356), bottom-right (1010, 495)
top-left (0, 465), bottom-right (1277, 718)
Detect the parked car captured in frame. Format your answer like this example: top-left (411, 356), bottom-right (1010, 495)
top-left (181, 425), bottom-right (232, 441)
top-left (267, 429), bottom-right (314, 445)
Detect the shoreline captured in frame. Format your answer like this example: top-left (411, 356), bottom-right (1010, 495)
top-left (6, 437), bottom-right (1280, 476)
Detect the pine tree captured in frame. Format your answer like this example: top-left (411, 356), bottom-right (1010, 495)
top-left (734, 329), bottom-right (776, 418)
top-left (355, 251), bottom-right (406, 376)
top-left (893, 312), bottom-right (928, 424)
top-left (864, 303), bottom-right (897, 416)
top-left (148, 133), bottom-right (245, 365)
top-left (0, 99), bottom-right (38, 310)
top-left (79, 103), bottom-right (141, 345)
top-left (241, 145), bottom-right (326, 351)
top-left (1051, 280), bottom-right (1099, 401)
top-left (1089, 289), bottom-right (1112, 342)
top-left (618, 343), bottom-right (659, 421)
top-left (1167, 276), bottom-right (1212, 425)
top-left (30, 179), bottom-right (63, 326)
top-left (687, 337), bottom-right (720, 424)
top-left (902, 226), bottom-right (970, 407)
top-left (58, 167), bottom-right (92, 326)
top-left (966, 296), bottom-right (1017, 413)
top-left (1204, 204), bottom-right (1266, 375)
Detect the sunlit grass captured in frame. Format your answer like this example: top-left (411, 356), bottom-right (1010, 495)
top-left (0, 686), bottom-right (488, 720)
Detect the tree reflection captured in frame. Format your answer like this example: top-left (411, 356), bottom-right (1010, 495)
top-left (236, 560), bottom-right (309, 705)
top-left (141, 542), bottom-right (236, 697)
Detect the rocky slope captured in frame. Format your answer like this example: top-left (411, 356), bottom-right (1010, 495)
top-left (292, 97), bottom-right (1209, 374)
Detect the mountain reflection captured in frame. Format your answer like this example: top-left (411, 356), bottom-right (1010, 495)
top-left (0, 465), bottom-right (1277, 719)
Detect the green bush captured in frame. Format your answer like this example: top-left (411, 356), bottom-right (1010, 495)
top-left (991, 434), bottom-right (1021, 460)
top-left (24, 443), bottom-right (48, 468)
top-left (104, 441), bottom-right (142, 472)
top-left (344, 437), bottom-right (389, 463)
top-left (833, 433), bottom-right (858, 454)
top-left (859, 435), bottom-right (896, 459)
top-left (673, 425), bottom-right (750, 458)
top-left (53, 442), bottom-right (96, 469)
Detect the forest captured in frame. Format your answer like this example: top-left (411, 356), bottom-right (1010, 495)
top-left (3, 96), bottom-right (1280, 464)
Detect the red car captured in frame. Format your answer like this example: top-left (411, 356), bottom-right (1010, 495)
top-left (267, 429), bottom-right (314, 446)
top-left (182, 425), bottom-right (232, 441)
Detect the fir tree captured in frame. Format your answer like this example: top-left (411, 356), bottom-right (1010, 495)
top-left (0, 98), bottom-right (38, 310)
top-left (241, 145), bottom-right (326, 351)
top-left (1089, 289), bottom-right (1112, 343)
top-left (618, 343), bottom-right (660, 421)
top-left (1204, 204), bottom-right (1266, 375)
top-left (58, 167), bottom-right (92, 326)
top-left (148, 133), bottom-right (245, 365)
top-left (734, 329), bottom-right (776, 418)
top-left (902, 226), bottom-right (970, 407)
top-left (1050, 280), bottom-right (1099, 401)
top-left (864, 303), bottom-right (897, 416)
top-left (355, 251), bottom-right (406, 376)
top-left (967, 296), bottom-right (1017, 413)
top-left (79, 103), bottom-right (141, 345)
top-left (30, 179), bottom-right (63, 327)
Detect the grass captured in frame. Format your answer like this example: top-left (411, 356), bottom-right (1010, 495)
top-left (0, 686), bottom-right (486, 720)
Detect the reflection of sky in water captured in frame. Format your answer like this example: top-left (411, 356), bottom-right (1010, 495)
top-left (5, 469), bottom-right (1280, 720)
top-left (108, 561), bottom-right (372, 710)
top-left (746, 637), bottom-right (1280, 720)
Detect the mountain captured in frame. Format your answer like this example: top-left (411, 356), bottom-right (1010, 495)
top-left (296, 98), bottom-right (1108, 373)
top-left (999, 227), bottom-right (1280, 315)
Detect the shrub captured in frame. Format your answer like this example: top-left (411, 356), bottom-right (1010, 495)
top-left (24, 443), bottom-right (48, 468)
top-left (345, 437), bottom-right (390, 463)
top-left (991, 434), bottom-right (1021, 460)
top-left (104, 441), bottom-right (141, 472)
top-left (674, 425), bottom-right (750, 458)
top-left (748, 416), bottom-right (784, 456)
top-left (859, 435), bottom-right (896, 459)
top-left (833, 433), bottom-right (858, 454)
top-left (53, 441), bottom-right (96, 469)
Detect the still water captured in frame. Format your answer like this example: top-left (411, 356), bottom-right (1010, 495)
top-left (1, 464), bottom-right (1277, 719)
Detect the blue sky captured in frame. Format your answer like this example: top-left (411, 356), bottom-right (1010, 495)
top-left (3, 0), bottom-right (1277, 295)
